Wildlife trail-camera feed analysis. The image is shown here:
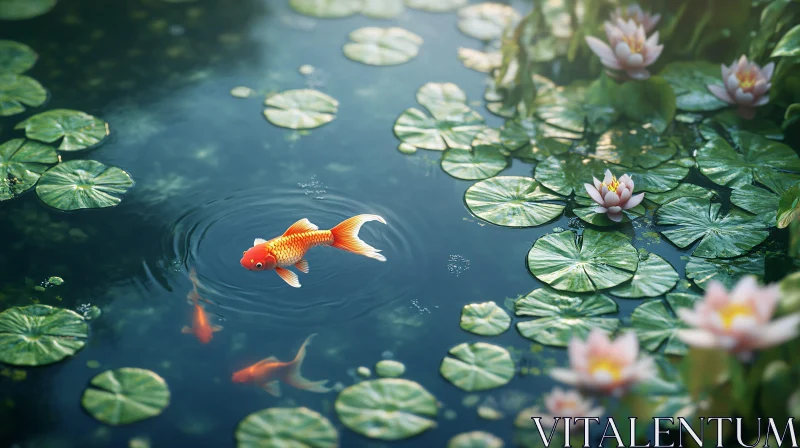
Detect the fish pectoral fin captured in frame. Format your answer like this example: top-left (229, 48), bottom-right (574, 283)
top-left (254, 238), bottom-right (267, 245)
top-left (261, 380), bottom-right (282, 397)
top-left (281, 218), bottom-right (319, 236)
top-left (295, 259), bottom-right (309, 274)
top-left (275, 267), bottom-right (301, 288)
top-left (181, 326), bottom-right (193, 334)
top-left (211, 324), bottom-right (224, 332)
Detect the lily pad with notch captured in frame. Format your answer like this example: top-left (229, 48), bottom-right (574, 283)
top-left (264, 89), bottom-right (338, 130)
top-left (289, 0), bottom-right (361, 18)
top-left (685, 253), bottom-right (765, 290)
top-left (0, 73), bottom-right (47, 117)
top-left (0, 138), bottom-right (58, 201)
top-left (36, 160), bottom-right (135, 211)
top-left (457, 47), bottom-right (501, 73)
top-left (441, 146), bottom-right (507, 180)
top-left (0, 304), bottom-right (87, 366)
top-left (15, 109), bottom-right (108, 151)
top-left (405, 0), bottom-right (467, 13)
top-left (618, 161), bottom-right (689, 193)
top-left (394, 88), bottom-right (484, 151)
top-left (343, 27), bottom-right (423, 66)
top-left (573, 195), bottom-right (645, 227)
top-left (533, 82), bottom-right (617, 136)
top-left (0, 40), bottom-right (37, 74)
top-left (533, 154), bottom-right (609, 197)
top-left (610, 252), bottom-right (679, 298)
top-left (439, 342), bottom-right (514, 391)
top-left (457, 3), bottom-right (521, 42)
top-left (644, 183), bottom-right (715, 206)
top-left (593, 126), bottom-right (678, 169)
top-left (698, 110), bottom-right (783, 141)
top-left (235, 407), bottom-right (338, 448)
top-left (617, 76), bottom-right (676, 134)
top-left (448, 431), bottom-right (504, 448)
top-left (730, 185), bottom-right (783, 226)
top-left (459, 301), bottom-right (511, 336)
top-left (631, 292), bottom-right (701, 356)
top-left (499, 118), bottom-right (573, 162)
top-left (81, 367), bottom-right (170, 425)
top-left (464, 176), bottom-right (565, 227)
top-left (660, 61), bottom-right (729, 112)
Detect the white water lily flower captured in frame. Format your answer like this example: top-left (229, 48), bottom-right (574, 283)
top-left (585, 18), bottom-right (664, 80)
top-left (539, 388), bottom-right (604, 429)
top-left (584, 169), bottom-right (645, 222)
top-left (677, 276), bottom-right (800, 359)
top-left (610, 4), bottom-right (661, 34)
top-left (550, 329), bottom-right (655, 397)
top-left (707, 55), bottom-right (775, 120)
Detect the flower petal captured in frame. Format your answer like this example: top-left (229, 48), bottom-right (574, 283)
top-left (707, 83), bottom-right (735, 104)
top-left (752, 314), bottom-right (800, 349)
top-left (550, 368), bottom-right (580, 386)
top-left (734, 88), bottom-right (754, 106)
top-left (585, 183), bottom-right (605, 205)
top-left (627, 68), bottom-right (650, 80)
top-left (762, 62), bottom-right (775, 81)
top-left (624, 192), bottom-right (644, 209)
top-left (586, 36), bottom-right (622, 70)
top-left (607, 211), bottom-right (623, 222)
top-left (604, 191), bottom-right (620, 207)
top-left (677, 329), bottom-right (719, 348)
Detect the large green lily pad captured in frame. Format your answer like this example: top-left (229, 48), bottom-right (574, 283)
top-left (660, 61), bottom-right (729, 112)
top-left (527, 229), bottom-right (638, 292)
top-left (405, 0), bottom-right (467, 13)
top-left (619, 161), bottom-right (689, 193)
top-left (499, 118), bottom-right (573, 162)
top-left (533, 84), bottom-right (617, 136)
top-left (515, 287), bottom-right (620, 347)
top-left (610, 252), bottom-right (679, 298)
top-left (534, 154), bottom-right (608, 197)
top-left (81, 368), bottom-right (170, 425)
top-left (440, 342), bottom-right (514, 391)
top-left (730, 184), bottom-right (782, 225)
top-left (0, 0), bottom-right (57, 20)
top-left (448, 431), bottom-right (504, 448)
top-left (656, 197), bottom-right (769, 258)
top-left (698, 110), bottom-right (783, 142)
top-left (0, 40), bottom-right (37, 74)
top-left (617, 76), bottom-right (677, 134)
top-left (416, 82), bottom-right (467, 109)
top-left (0, 73), bottom-right (47, 117)
top-left (335, 378), bottom-right (438, 441)
top-left (0, 304), bottom-right (87, 366)
top-left (15, 109), bottom-right (108, 151)
top-left (573, 195), bottom-right (645, 226)
top-left (343, 27), bottom-right (423, 66)
top-left (593, 126), bottom-right (678, 169)
top-left (464, 176), bottom-right (565, 227)
top-left (457, 47), bottom-right (501, 73)
top-left (457, 3), bottom-right (521, 41)
top-left (441, 146), bottom-right (507, 180)
top-left (289, 0), bottom-right (360, 17)
top-left (685, 254), bottom-right (765, 290)
top-left (778, 183), bottom-right (800, 229)
top-left (0, 138), bottom-right (58, 201)
top-left (235, 407), bottom-right (338, 448)
top-left (375, 360), bottom-right (406, 378)
top-left (645, 183), bottom-right (715, 206)
top-left (631, 293), bottom-right (701, 356)
top-left (394, 103), bottom-right (484, 151)
top-left (264, 89), bottom-right (338, 130)
top-left (696, 133), bottom-right (800, 189)
top-left (459, 301), bottom-right (511, 336)
top-left (36, 160), bottom-right (135, 211)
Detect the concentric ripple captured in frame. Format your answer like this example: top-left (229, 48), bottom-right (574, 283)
top-left (145, 186), bottom-right (429, 328)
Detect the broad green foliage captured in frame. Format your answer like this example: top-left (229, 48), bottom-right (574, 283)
top-left (573, 195), bottom-right (644, 226)
top-left (777, 183), bottom-right (800, 229)
top-left (441, 147), bottom-right (507, 180)
top-left (343, 27), bottom-right (423, 66)
top-left (617, 77), bottom-right (677, 134)
top-left (631, 293), bottom-right (700, 356)
top-left (36, 160), bottom-right (135, 210)
top-left (699, 110), bottom-right (784, 142)
top-left (515, 287), bottom-right (620, 346)
top-left (730, 176), bottom-right (798, 225)
top-left (534, 154), bottom-right (608, 197)
top-left (644, 184), bottom-right (715, 205)
top-left (0, 40), bottom-right (37, 74)
top-left (235, 407), bottom-right (338, 448)
top-left (499, 118), bottom-right (571, 162)
top-left (375, 360), bottom-right (406, 378)
top-left (0, 139), bottom-right (58, 201)
top-left (440, 342), bottom-right (514, 391)
top-left (289, 0), bottom-right (361, 18)
top-left (696, 133), bottom-right (800, 189)
top-left (771, 24), bottom-right (800, 57)
top-left (81, 368), bottom-right (170, 425)
top-left (457, 48), bottom-right (501, 73)
top-left (611, 252), bottom-right (679, 298)
top-left (0, 73), bottom-right (47, 117)
top-left (622, 161), bottom-right (689, 193)
top-left (457, 3), bottom-right (521, 41)
top-left (593, 126), bottom-right (678, 169)
top-left (459, 301), bottom-right (511, 336)
top-left (0, 304), bottom-right (87, 366)
top-left (527, 229), bottom-right (638, 292)
top-left (264, 89), bottom-right (338, 130)
top-left (464, 176), bottom-right (565, 227)
top-left (0, 0), bottom-right (57, 20)
top-left (335, 378), bottom-right (438, 440)
top-left (448, 431), bottom-right (504, 448)
top-left (405, 0), bottom-right (467, 13)
top-left (15, 109), bottom-right (108, 151)
top-left (660, 61), bottom-right (729, 112)
top-left (533, 82), bottom-right (616, 136)
top-left (685, 254), bottom-right (765, 290)
top-left (657, 197), bottom-right (769, 258)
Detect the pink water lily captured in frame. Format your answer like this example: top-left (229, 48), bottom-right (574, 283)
top-left (610, 4), bottom-right (661, 33)
top-left (584, 169), bottom-right (645, 223)
top-left (707, 55), bottom-right (775, 120)
top-left (539, 388), bottom-right (604, 429)
top-left (585, 18), bottom-right (663, 80)
top-left (677, 277), bottom-right (800, 360)
top-left (550, 329), bottom-right (655, 397)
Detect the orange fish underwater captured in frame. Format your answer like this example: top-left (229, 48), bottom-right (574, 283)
top-left (181, 268), bottom-right (223, 344)
top-left (240, 214), bottom-right (387, 288)
top-left (231, 333), bottom-right (331, 397)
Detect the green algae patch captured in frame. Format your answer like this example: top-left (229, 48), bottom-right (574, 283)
top-left (459, 301), bottom-right (511, 336)
top-left (235, 407), bottom-right (338, 448)
top-left (440, 342), bottom-right (514, 392)
top-left (335, 378), bottom-right (437, 440)
top-left (375, 360), bottom-right (406, 378)
top-left (0, 40), bottom-right (37, 74)
top-left (15, 109), bottom-right (109, 151)
top-left (0, 304), bottom-right (87, 366)
top-left (0, 74), bottom-right (48, 117)
top-left (264, 89), bottom-right (338, 130)
top-left (464, 176), bottom-right (565, 227)
top-left (0, 139), bottom-right (58, 201)
top-left (82, 368), bottom-right (170, 425)
top-left (343, 27), bottom-right (422, 66)
top-left (36, 160), bottom-right (135, 210)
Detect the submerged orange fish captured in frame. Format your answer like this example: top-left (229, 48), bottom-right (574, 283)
top-left (240, 214), bottom-right (387, 288)
top-left (181, 268), bottom-right (223, 344)
top-left (231, 333), bottom-right (331, 397)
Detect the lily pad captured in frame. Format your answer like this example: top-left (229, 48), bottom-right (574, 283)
top-left (464, 176), bottom-right (565, 227)
top-left (289, 0), bottom-right (360, 17)
top-left (0, 138), bottom-right (58, 201)
top-left (0, 74), bottom-right (47, 116)
top-left (15, 109), bottom-right (108, 151)
top-left (35, 160), bottom-right (135, 211)
top-left (457, 48), bottom-right (501, 73)
top-left (417, 82), bottom-right (468, 109)
top-left (375, 360), bottom-right (406, 378)
top-left (527, 229), bottom-right (638, 292)
top-left (619, 161), bottom-right (689, 193)
top-left (457, 3), bottom-right (521, 41)
top-left (698, 110), bottom-right (784, 141)
top-left (394, 97), bottom-right (484, 151)
top-left (264, 89), bottom-right (338, 130)
top-left (0, 0), bottom-right (57, 20)
top-left (81, 368), bottom-right (170, 425)
top-left (441, 147), bottom-right (507, 180)
top-left (660, 61), bottom-right (729, 112)
top-left (514, 287), bottom-right (620, 347)
top-left (533, 84), bottom-right (614, 136)
top-left (362, 0), bottom-right (405, 18)
top-left (448, 431), bottom-right (504, 448)
top-left (0, 304), bottom-right (87, 366)
top-left (730, 184), bottom-right (782, 225)
top-left (593, 126), bottom-right (678, 169)
top-left (573, 195), bottom-right (645, 226)
top-left (459, 301), bottom-right (511, 336)
top-left (656, 197), bottom-right (769, 258)
top-left (617, 76), bottom-right (677, 134)
top-left (685, 254), bottom-right (765, 290)
top-left (778, 183), bottom-right (800, 229)
top-left (771, 23), bottom-right (800, 57)
top-left (499, 119), bottom-right (573, 162)
top-left (343, 27), bottom-right (423, 66)
top-left (405, 0), bottom-right (467, 13)
top-left (534, 154), bottom-right (608, 197)
top-left (645, 183), bottom-right (715, 206)
top-left (610, 252), bottom-right (679, 298)
top-left (631, 293), bottom-right (701, 356)
top-left (696, 133), bottom-right (800, 189)
top-left (235, 407), bottom-right (338, 448)
top-left (440, 342), bottom-right (514, 391)
top-left (0, 40), bottom-right (37, 74)
top-left (335, 378), bottom-right (438, 440)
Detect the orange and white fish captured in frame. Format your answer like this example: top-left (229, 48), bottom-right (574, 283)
top-left (181, 268), bottom-right (223, 344)
top-left (240, 214), bottom-right (387, 288)
top-left (231, 333), bottom-right (331, 397)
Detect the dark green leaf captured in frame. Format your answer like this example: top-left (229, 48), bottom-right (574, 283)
top-left (617, 76), bottom-right (677, 134)
top-left (660, 61), bottom-right (728, 112)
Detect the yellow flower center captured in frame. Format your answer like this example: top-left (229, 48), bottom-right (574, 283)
top-left (588, 358), bottom-right (622, 381)
top-left (718, 303), bottom-right (755, 329)
top-left (621, 35), bottom-right (643, 54)
top-left (736, 69), bottom-right (757, 91)
top-left (602, 175), bottom-right (621, 193)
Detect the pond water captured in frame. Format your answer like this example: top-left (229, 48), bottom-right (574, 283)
top-left (1, 0), bottom-right (795, 447)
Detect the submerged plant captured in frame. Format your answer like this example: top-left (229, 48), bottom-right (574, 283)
top-left (585, 18), bottom-right (663, 80)
top-left (706, 55), bottom-right (775, 120)
top-left (584, 169), bottom-right (645, 223)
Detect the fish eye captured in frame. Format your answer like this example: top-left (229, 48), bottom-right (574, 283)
top-left (255, 262), bottom-right (263, 268)
top-left (243, 250), bottom-right (247, 255)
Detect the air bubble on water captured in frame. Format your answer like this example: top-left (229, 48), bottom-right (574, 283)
top-left (552, 226), bottom-right (565, 233)
top-left (567, 217), bottom-right (583, 229)
top-left (447, 255), bottom-right (470, 277)
top-left (409, 298), bottom-right (430, 313)
top-left (297, 175), bottom-right (327, 200)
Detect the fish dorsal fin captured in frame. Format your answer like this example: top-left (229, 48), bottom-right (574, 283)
top-left (282, 218), bottom-right (319, 236)
top-left (254, 356), bottom-right (280, 367)
top-left (254, 238), bottom-right (267, 245)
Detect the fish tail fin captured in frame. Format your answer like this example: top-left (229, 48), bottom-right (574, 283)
top-left (329, 214), bottom-right (387, 261)
top-left (286, 333), bottom-right (332, 393)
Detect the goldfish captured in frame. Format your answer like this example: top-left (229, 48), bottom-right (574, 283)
top-left (231, 333), bottom-right (331, 397)
top-left (240, 214), bottom-right (387, 288)
top-left (181, 268), bottom-right (223, 344)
